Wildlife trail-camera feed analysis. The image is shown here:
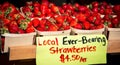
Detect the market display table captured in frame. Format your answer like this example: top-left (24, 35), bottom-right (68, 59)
top-left (9, 40), bottom-right (120, 61)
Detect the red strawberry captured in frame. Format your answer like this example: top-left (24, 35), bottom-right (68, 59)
top-left (31, 18), bottom-right (40, 28)
top-left (13, 13), bottom-right (24, 20)
top-left (94, 19), bottom-right (101, 25)
top-left (92, 7), bottom-right (98, 13)
top-left (55, 15), bottom-right (65, 24)
top-left (105, 8), bottom-right (112, 15)
top-left (9, 21), bottom-right (19, 33)
top-left (92, 1), bottom-right (99, 7)
top-left (19, 19), bottom-right (31, 30)
top-left (1, 1), bottom-right (10, 10)
top-left (112, 17), bottom-right (119, 24)
top-left (34, 6), bottom-right (41, 16)
top-left (70, 19), bottom-right (77, 27)
top-left (99, 6), bottom-right (105, 14)
top-left (76, 13), bottom-right (86, 22)
top-left (25, 12), bottom-right (34, 18)
top-left (40, 4), bottom-right (48, 15)
top-left (33, 1), bottom-right (40, 7)
top-left (74, 23), bottom-right (82, 29)
top-left (96, 24), bottom-right (104, 29)
top-left (83, 21), bottom-right (91, 30)
top-left (87, 15), bottom-right (95, 22)
top-left (9, 13), bottom-right (24, 21)
top-left (113, 5), bottom-right (120, 13)
top-left (18, 28), bottom-right (25, 34)
top-left (48, 24), bottom-right (58, 31)
top-left (25, 26), bottom-right (35, 33)
top-left (59, 7), bottom-right (64, 14)
top-left (78, 5), bottom-right (88, 13)
top-left (39, 19), bottom-right (47, 28)
top-left (2, 18), bottom-right (10, 25)
top-left (22, 6), bottom-right (31, 13)
top-left (17, 18), bottom-right (25, 25)
top-left (50, 4), bottom-right (59, 14)
top-left (62, 3), bottom-right (67, 10)
top-left (46, 8), bottom-right (52, 15)
top-left (62, 25), bottom-right (70, 30)
top-left (112, 17), bottom-right (119, 27)
top-left (36, 26), bottom-right (44, 31)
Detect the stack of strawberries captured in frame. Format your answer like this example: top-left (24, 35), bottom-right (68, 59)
top-left (0, 1), bottom-right (120, 35)
top-left (0, 2), bottom-right (35, 34)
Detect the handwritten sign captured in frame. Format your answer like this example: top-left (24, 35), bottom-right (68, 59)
top-left (36, 35), bottom-right (107, 65)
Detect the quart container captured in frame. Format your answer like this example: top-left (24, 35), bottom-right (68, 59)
top-left (1, 32), bottom-right (36, 53)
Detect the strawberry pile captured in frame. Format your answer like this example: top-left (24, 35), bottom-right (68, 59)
top-left (0, 1), bottom-right (120, 34)
top-left (88, 1), bottom-right (120, 28)
top-left (0, 2), bottom-right (35, 34)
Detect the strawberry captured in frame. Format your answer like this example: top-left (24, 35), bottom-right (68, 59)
top-left (70, 18), bottom-right (77, 27)
top-left (50, 4), bottom-right (59, 14)
top-left (92, 7), bottom-right (98, 13)
top-left (34, 6), bottom-right (41, 16)
top-left (62, 3), bottom-right (67, 10)
top-left (92, 1), bottom-right (99, 7)
top-left (78, 5), bottom-right (88, 13)
top-left (73, 23), bottom-right (82, 29)
top-left (113, 5), bottom-right (120, 13)
top-left (13, 13), bottom-right (24, 20)
top-left (40, 4), bottom-right (48, 15)
top-left (4, 4), bottom-right (19, 18)
top-left (96, 24), bottom-right (104, 29)
top-left (17, 18), bottom-right (25, 25)
top-left (33, 1), bottom-right (40, 7)
top-left (25, 12), bottom-right (34, 18)
top-left (55, 15), bottom-right (65, 24)
top-left (62, 25), bottom-right (70, 30)
top-left (94, 19), bottom-right (101, 25)
top-left (31, 18), bottom-right (40, 28)
top-left (47, 8), bottom-right (52, 14)
top-left (22, 6), bottom-right (31, 13)
top-left (18, 28), bottom-right (25, 34)
top-left (9, 21), bottom-right (19, 33)
top-left (25, 26), bottom-right (35, 33)
top-left (99, 6), bottom-right (105, 14)
top-left (59, 7), bottom-right (65, 14)
top-left (19, 18), bottom-right (32, 30)
top-left (112, 17), bottom-right (119, 27)
top-left (9, 4), bottom-right (19, 14)
top-left (76, 13), bottom-right (86, 22)
top-left (36, 26), bottom-right (44, 31)
top-left (83, 21), bottom-right (91, 30)
top-left (1, 2), bottom-right (10, 10)
top-left (41, 0), bottom-right (49, 6)
top-left (2, 18), bottom-right (10, 25)
top-left (105, 8), bottom-right (112, 15)
top-left (48, 24), bottom-right (58, 31)
top-left (87, 15), bottom-right (95, 22)
top-left (39, 19), bottom-right (47, 28)
top-left (67, 4), bottom-right (74, 11)
top-left (8, 13), bottom-right (24, 21)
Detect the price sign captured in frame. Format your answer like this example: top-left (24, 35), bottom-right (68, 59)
top-left (36, 35), bottom-right (107, 65)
